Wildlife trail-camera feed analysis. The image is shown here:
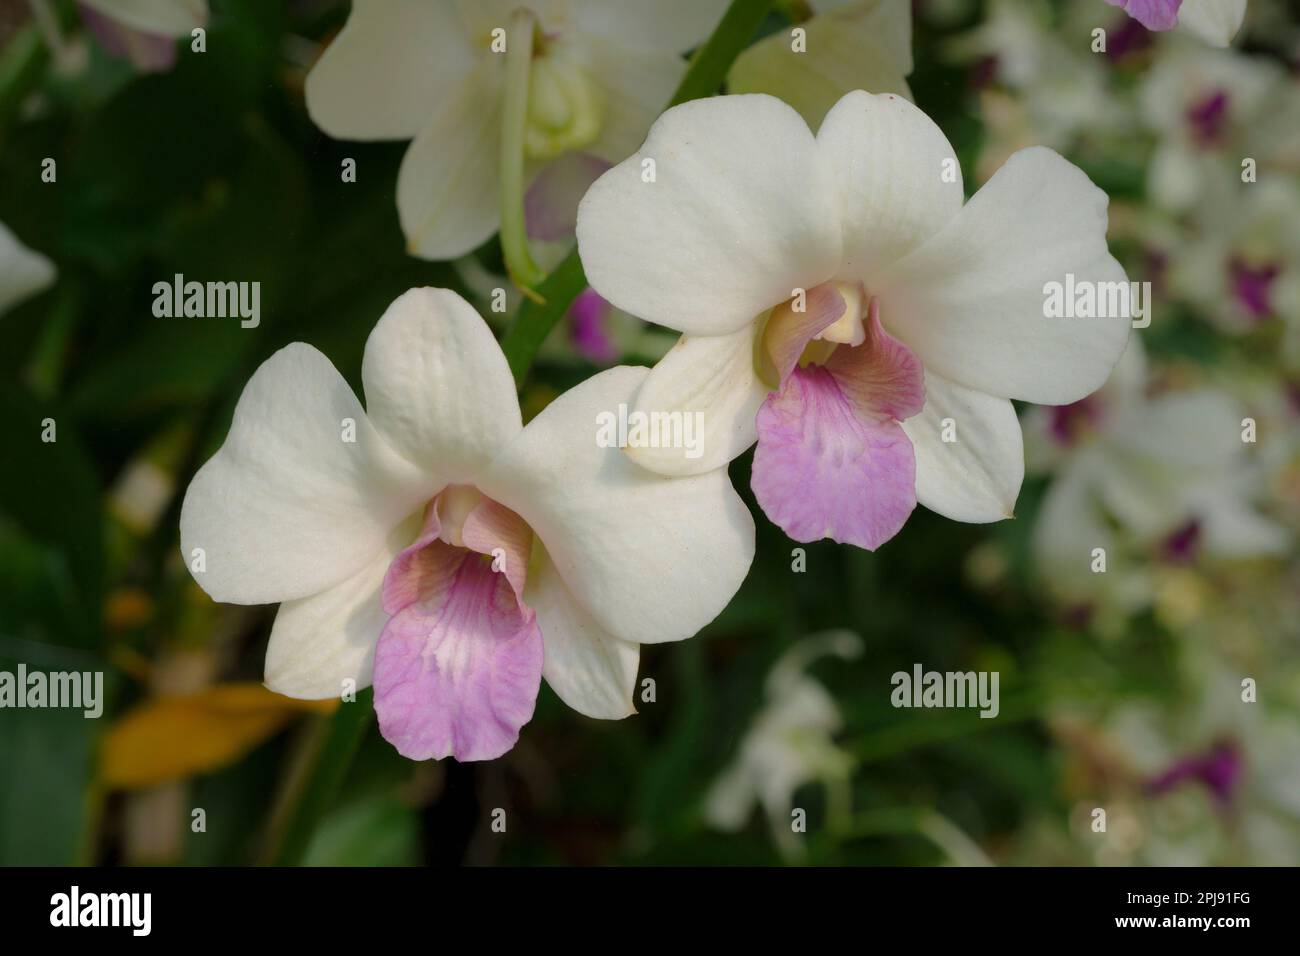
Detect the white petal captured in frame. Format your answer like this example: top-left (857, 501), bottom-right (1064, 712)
top-left (582, 43), bottom-right (685, 165)
top-left (877, 147), bottom-right (1131, 405)
top-left (901, 372), bottom-right (1024, 523)
top-left (1195, 496), bottom-right (1289, 557)
top-left (816, 91), bottom-right (963, 277)
top-left (78, 0), bottom-right (206, 36)
top-left (361, 288), bottom-right (521, 483)
top-left (730, 15), bottom-right (912, 130)
top-left (265, 517), bottom-right (418, 699)
top-left (576, 94), bottom-right (841, 337)
top-left (1032, 460), bottom-right (1115, 595)
top-left (626, 327), bottom-right (767, 476)
top-left (180, 344), bottom-right (429, 605)
top-left (0, 221), bottom-right (55, 315)
top-left (1178, 0), bottom-right (1246, 46)
top-left (396, 60), bottom-right (503, 260)
top-left (567, 0), bottom-right (728, 52)
top-left (481, 366), bottom-right (755, 646)
top-left (305, 0), bottom-right (475, 141)
top-left (529, 552), bottom-right (639, 719)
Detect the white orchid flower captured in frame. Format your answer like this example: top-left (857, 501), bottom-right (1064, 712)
top-left (178, 288), bottom-right (754, 762)
top-left (1167, 179), bottom-right (1300, 355)
top-left (1078, 653), bottom-right (1300, 865)
top-left (1136, 36), bottom-right (1284, 212)
top-left (0, 220), bottom-right (55, 315)
top-left (1028, 338), bottom-right (1287, 615)
top-left (576, 90), bottom-right (1130, 551)
top-left (945, 0), bottom-right (1134, 182)
top-left (78, 0), bottom-right (208, 73)
top-left (304, 0), bottom-right (726, 264)
top-left (1103, 0), bottom-right (1247, 46)
top-left (705, 631), bottom-right (861, 858)
top-left (729, 0), bottom-right (914, 128)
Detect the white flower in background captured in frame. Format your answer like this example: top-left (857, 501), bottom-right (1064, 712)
top-left (0, 220), bottom-right (55, 315)
top-left (179, 288), bottom-right (754, 761)
top-left (705, 631), bottom-right (861, 859)
top-left (577, 90), bottom-right (1130, 551)
top-left (304, 0), bottom-right (726, 261)
top-left (1167, 178), bottom-right (1300, 358)
top-left (945, 0), bottom-right (1133, 181)
top-left (78, 0), bottom-right (208, 73)
top-left (1066, 653), bottom-right (1300, 866)
top-left (729, 0), bottom-right (914, 128)
top-left (1137, 36), bottom-right (1285, 211)
top-left (1104, 0), bottom-right (1247, 46)
top-left (1028, 338), bottom-right (1287, 617)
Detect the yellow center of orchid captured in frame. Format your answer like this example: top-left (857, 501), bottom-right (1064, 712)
top-left (755, 281), bottom-right (869, 388)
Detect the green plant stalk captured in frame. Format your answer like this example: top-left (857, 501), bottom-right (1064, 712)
top-left (500, 0), bottom-right (773, 384)
top-left (499, 7), bottom-right (546, 291)
top-left (262, 689), bottom-right (374, 866)
top-left (270, 0), bottom-right (774, 864)
top-left (0, 25), bottom-right (47, 131)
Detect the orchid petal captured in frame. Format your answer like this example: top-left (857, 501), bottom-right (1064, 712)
top-left (361, 288), bottom-right (522, 484)
top-left (482, 366), bottom-right (755, 646)
top-left (396, 60), bottom-right (503, 261)
top-left (876, 147), bottom-right (1131, 405)
top-left (305, 0), bottom-right (475, 141)
top-left (529, 552), bottom-right (640, 720)
top-left (627, 326), bottom-right (769, 476)
top-left (816, 91), bottom-right (964, 276)
top-left (0, 221), bottom-right (55, 315)
top-left (577, 94), bottom-right (841, 337)
top-left (901, 372), bottom-right (1025, 523)
top-left (372, 535), bottom-right (542, 762)
top-left (179, 344), bottom-right (429, 605)
top-left (264, 516), bottom-right (419, 699)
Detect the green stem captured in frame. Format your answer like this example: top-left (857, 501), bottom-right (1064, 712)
top-left (0, 25), bottom-right (48, 130)
top-left (261, 689), bottom-right (374, 866)
top-left (499, 0), bottom-right (772, 383)
top-left (841, 808), bottom-right (993, 867)
top-left (499, 7), bottom-right (545, 291)
top-left (668, 0), bottom-right (773, 108)
top-left (501, 247), bottom-right (587, 384)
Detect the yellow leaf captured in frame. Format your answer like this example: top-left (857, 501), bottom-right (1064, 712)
top-left (100, 683), bottom-right (338, 790)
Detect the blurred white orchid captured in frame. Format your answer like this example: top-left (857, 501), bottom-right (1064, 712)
top-left (1137, 36), bottom-right (1285, 211)
top-left (1167, 179), bottom-right (1300, 359)
top-left (0, 220), bottom-right (55, 315)
top-left (78, 0), bottom-right (207, 73)
top-left (1028, 338), bottom-right (1287, 621)
top-left (946, 0), bottom-right (1131, 182)
top-left (1104, 0), bottom-right (1247, 47)
top-left (304, 0), bottom-right (725, 266)
top-left (705, 631), bottom-right (862, 859)
top-left (1076, 653), bottom-right (1300, 865)
top-left (179, 288), bottom-right (754, 761)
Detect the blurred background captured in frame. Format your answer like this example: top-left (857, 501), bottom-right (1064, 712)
top-left (1, 0), bottom-right (1299, 866)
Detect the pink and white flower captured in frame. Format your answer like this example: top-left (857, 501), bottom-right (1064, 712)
top-left (178, 288), bottom-right (754, 761)
top-left (1103, 0), bottom-right (1247, 46)
top-left (576, 90), bottom-right (1131, 550)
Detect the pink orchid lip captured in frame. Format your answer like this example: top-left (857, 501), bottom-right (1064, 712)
top-left (751, 283), bottom-right (927, 552)
top-left (371, 486), bottom-right (543, 763)
top-left (1104, 0), bottom-right (1183, 33)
